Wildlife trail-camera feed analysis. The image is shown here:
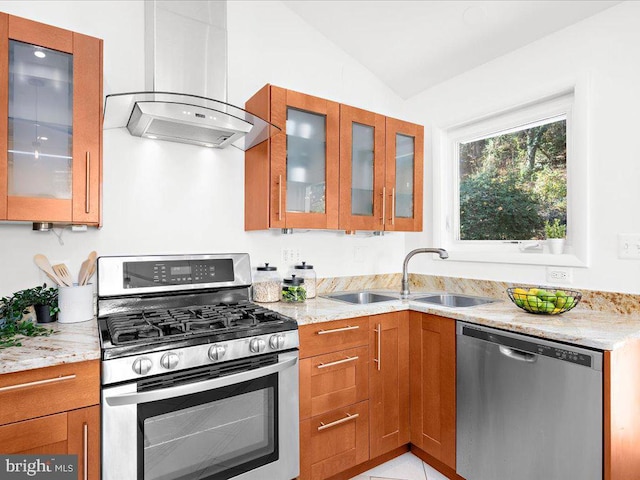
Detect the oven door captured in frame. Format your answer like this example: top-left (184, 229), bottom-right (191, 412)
top-left (102, 351), bottom-right (299, 480)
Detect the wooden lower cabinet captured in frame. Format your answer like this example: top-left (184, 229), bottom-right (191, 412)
top-left (409, 312), bottom-right (456, 470)
top-left (300, 345), bottom-right (369, 419)
top-left (369, 312), bottom-right (410, 458)
top-left (604, 337), bottom-right (640, 480)
top-left (300, 400), bottom-right (370, 480)
top-left (0, 406), bottom-right (99, 479)
top-left (0, 360), bottom-right (100, 480)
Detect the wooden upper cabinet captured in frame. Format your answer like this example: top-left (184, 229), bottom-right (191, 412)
top-left (339, 104), bottom-right (386, 231)
top-left (384, 117), bottom-right (423, 232)
top-left (245, 85), bottom-right (424, 232)
top-left (0, 13), bottom-right (103, 225)
top-left (245, 84), bottom-right (339, 230)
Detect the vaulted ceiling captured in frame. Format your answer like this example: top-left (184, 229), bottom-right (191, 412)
top-left (282, 0), bottom-right (622, 99)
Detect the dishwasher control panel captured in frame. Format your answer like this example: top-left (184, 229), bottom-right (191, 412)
top-left (461, 324), bottom-right (594, 368)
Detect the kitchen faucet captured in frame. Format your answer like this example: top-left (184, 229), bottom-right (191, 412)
top-left (401, 248), bottom-right (449, 298)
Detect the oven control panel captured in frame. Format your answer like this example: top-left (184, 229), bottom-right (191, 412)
top-left (102, 330), bottom-right (300, 385)
top-left (123, 259), bottom-right (234, 288)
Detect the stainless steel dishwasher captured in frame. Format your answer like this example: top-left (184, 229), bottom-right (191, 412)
top-left (456, 321), bottom-right (603, 480)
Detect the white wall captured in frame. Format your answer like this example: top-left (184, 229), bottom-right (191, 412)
top-left (0, 0), bottom-right (407, 296)
top-left (403, 1), bottom-right (640, 294)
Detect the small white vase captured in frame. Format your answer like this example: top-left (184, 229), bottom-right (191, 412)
top-left (547, 238), bottom-right (565, 255)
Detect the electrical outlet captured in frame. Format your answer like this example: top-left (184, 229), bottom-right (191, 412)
top-left (281, 248), bottom-right (301, 264)
top-left (546, 267), bottom-right (573, 284)
top-left (353, 246), bottom-right (366, 263)
top-left (618, 234), bottom-right (640, 259)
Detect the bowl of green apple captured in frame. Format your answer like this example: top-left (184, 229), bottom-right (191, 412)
top-left (506, 287), bottom-right (581, 315)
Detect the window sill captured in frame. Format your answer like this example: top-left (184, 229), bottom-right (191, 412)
top-left (441, 250), bottom-right (588, 268)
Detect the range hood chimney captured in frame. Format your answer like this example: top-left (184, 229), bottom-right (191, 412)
top-left (103, 0), bottom-right (278, 150)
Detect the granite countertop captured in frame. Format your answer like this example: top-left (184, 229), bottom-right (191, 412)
top-left (265, 290), bottom-right (640, 351)
top-left (0, 319), bottom-right (100, 375)
top-left (2, 288), bottom-right (639, 376)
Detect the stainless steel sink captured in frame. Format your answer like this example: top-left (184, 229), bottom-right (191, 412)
top-left (322, 292), bottom-right (398, 305)
top-left (412, 293), bottom-right (499, 308)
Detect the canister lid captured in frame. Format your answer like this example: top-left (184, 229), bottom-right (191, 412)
top-left (283, 274), bottom-right (305, 285)
top-left (257, 263), bottom-right (277, 271)
top-left (294, 261), bottom-right (314, 269)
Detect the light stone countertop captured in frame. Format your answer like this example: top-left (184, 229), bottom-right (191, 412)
top-left (2, 289), bottom-right (639, 376)
top-left (265, 290), bottom-right (640, 351)
top-left (0, 319), bottom-right (100, 375)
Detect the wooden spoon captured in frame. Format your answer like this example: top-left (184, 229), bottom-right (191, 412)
top-left (33, 254), bottom-right (62, 286)
top-left (79, 251), bottom-right (97, 286)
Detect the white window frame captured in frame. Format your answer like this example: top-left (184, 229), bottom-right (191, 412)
top-left (433, 84), bottom-right (589, 267)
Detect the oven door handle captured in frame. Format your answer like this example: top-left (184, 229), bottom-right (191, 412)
top-left (104, 355), bottom-right (298, 406)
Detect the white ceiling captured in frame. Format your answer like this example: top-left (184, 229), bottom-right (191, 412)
top-left (282, 0), bottom-right (622, 99)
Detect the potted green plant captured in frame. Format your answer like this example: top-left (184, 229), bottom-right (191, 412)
top-left (0, 285), bottom-right (56, 349)
top-left (545, 219), bottom-right (566, 254)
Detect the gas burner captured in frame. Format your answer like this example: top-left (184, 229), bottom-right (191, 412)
top-left (104, 301), bottom-right (294, 348)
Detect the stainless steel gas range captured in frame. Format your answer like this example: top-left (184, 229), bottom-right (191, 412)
top-left (96, 253), bottom-right (299, 480)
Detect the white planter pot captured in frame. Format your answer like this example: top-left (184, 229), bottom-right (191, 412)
top-left (547, 238), bottom-right (565, 255)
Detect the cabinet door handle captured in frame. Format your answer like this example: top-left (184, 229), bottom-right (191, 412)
top-left (390, 187), bottom-right (395, 226)
top-left (374, 323), bottom-right (381, 371)
top-left (317, 325), bottom-right (359, 335)
top-left (0, 374), bottom-right (76, 393)
top-left (381, 187), bottom-right (386, 226)
top-left (317, 356), bottom-right (358, 369)
top-left (278, 174), bottom-right (283, 222)
top-left (318, 412), bottom-right (359, 431)
top-left (83, 422), bottom-right (88, 480)
top-left (85, 152), bottom-right (91, 214)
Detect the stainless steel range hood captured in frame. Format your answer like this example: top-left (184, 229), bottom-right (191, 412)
top-left (103, 1), bottom-right (278, 150)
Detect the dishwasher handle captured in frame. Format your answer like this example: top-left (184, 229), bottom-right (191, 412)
top-left (499, 345), bottom-right (537, 363)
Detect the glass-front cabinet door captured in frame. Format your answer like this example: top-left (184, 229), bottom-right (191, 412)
top-left (339, 105), bottom-right (385, 231)
top-left (269, 87), bottom-right (339, 229)
top-left (0, 13), bottom-right (102, 224)
top-left (385, 117), bottom-right (423, 232)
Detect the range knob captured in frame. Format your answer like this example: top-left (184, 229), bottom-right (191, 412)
top-left (132, 357), bottom-right (153, 376)
top-left (269, 334), bottom-right (285, 350)
top-left (160, 352), bottom-right (179, 370)
top-left (249, 338), bottom-right (266, 353)
top-left (208, 344), bottom-right (227, 361)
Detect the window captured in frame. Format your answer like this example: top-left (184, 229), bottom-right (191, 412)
top-left (434, 88), bottom-right (589, 266)
top-left (458, 116), bottom-right (566, 241)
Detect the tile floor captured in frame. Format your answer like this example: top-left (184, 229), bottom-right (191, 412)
top-left (349, 452), bottom-right (451, 480)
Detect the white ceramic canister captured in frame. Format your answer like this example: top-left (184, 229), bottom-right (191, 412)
top-left (57, 284), bottom-right (94, 323)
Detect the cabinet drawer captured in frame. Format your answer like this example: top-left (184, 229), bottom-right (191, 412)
top-left (0, 360), bottom-right (99, 425)
top-left (300, 346), bottom-right (369, 419)
top-left (0, 412), bottom-right (68, 454)
top-left (299, 317), bottom-right (369, 358)
top-left (300, 400), bottom-right (369, 480)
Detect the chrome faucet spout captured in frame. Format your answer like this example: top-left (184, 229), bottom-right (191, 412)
top-left (401, 248), bottom-right (448, 298)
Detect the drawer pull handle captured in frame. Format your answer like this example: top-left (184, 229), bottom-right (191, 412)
top-left (374, 323), bottom-right (381, 371)
top-left (317, 325), bottom-right (359, 335)
top-left (83, 422), bottom-right (88, 480)
top-left (317, 356), bottom-right (359, 369)
top-left (318, 413), bottom-right (359, 431)
top-left (0, 374), bottom-right (76, 393)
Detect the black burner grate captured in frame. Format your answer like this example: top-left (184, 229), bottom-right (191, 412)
top-left (105, 300), bottom-right (290, 346)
